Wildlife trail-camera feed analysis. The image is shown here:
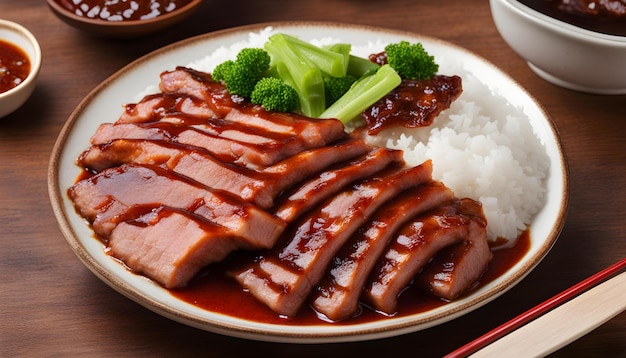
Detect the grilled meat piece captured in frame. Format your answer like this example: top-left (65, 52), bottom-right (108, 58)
top-left (311, 180), bottom-right (455, 321)
top-left (362, 198), bottom-right (490, 315)
top-left (361, 76), bottom-right (463, 135)
top-left (229, 161), bottom-right (433, 317)
top-left (68, 163), bottom-right (286, 249)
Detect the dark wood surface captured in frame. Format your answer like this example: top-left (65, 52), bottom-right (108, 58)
top-left (1, 1), bottom-right (624, 357)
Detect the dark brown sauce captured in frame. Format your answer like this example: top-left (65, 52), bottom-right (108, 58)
top-left (0, 40), bottom-right (31, 94)
top-left (518, 0), bottom-right (626, 36)
top-left (170, 230), bottom-right (531, 325)
top-left (54, 0), bottom-right (193, 22)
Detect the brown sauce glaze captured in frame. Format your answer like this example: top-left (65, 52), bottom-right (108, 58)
top-left (519, 0), bottom-right (626, 36)
top-left (0, 40), bottom-right (30, 94)
top-left (54, 0), bottom-right (193, 22)
top-left (170, 230), bottom-right (531, 325)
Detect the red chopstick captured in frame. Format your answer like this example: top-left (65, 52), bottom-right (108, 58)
top-left (445, 257), bottom-right (626, 358)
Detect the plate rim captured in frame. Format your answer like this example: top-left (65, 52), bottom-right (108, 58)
top-left (47, 20), bottom-right (569, 343)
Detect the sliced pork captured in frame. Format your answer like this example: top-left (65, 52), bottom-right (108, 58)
top-left (108, 206), bottom-right (240, 289)
top-left (415, 198), bottom-right (492, 300)
top-left (78, 138), bottom-right (370, 209)
top-left (68, 163), bottom-right (286, 249)
top-left (274, 147), bottom-right (405, 223)
top-left (362, 198), bottom-right (490, 315)
top-left (229, 160), bottom-right (433, 317)
top-left (118, 92), bottom-right (217, 124)
top-left (311, 180), bottom-right (455, 321)
top-left (158, 67), bottom-right (346, 147)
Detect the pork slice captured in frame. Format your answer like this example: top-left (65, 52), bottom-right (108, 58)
top-left (68, 163), bottom-right (286, 249)
top-left (108, 206), bottom-right (240, 288)
top-left (274, 147), bottom-right (405, 223)
top-left (416, 198), bottom-right (492, 300)
top-left (362, 198), bottom-right (489, 315)
top-left (229, 160), bottom-right (434, 317)
top-left (159, 67), bottom-right (347, 147)
top-left (118, 92), bottom-right (217, 124)
top-left (158, 66), bottom-right (236, 118)
top-left (224, 105), bottom-right (346, 148)
top-left (311, 180), bottom-right (455, 321)
top-left (77, 139), bottom-right (279, 207)
top-left (91, 122), bottom-right (268, 168)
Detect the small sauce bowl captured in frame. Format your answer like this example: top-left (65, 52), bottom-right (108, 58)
top-left (490, 0), bottom-right (626, 95)
top-left (0, 19), bottom-right (42, 118)
top-left (46, 0), bottom-right (204, 38)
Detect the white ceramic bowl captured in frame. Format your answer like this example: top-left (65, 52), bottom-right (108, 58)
top-left (490, 0), bottom-right (626, 95)
top-left (0, 19), bottom-right (42, 118)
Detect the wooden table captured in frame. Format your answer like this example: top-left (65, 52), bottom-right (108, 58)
top-left (2, 1), bottom-right (624, 356)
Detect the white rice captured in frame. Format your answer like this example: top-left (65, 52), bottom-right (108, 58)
top-left (184, 27), bottom-right (549, 243)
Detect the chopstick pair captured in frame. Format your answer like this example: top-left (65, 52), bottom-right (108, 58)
top-left (445, 257), bottom-right (626, 357)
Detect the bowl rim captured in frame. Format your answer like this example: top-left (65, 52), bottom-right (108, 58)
top-left (495, 0), bottom-right (626, 45)
top-left (45, 0), bottom-right (203, 28)
top-left (0, 19), bottom-right (42, 99)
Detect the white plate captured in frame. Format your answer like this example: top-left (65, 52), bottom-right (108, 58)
top-left (48, 22), bottom-right (569, 343)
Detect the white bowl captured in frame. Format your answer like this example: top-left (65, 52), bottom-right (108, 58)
top-left (0, 19), bottom-right (41, 118)
top-left (490, 0), bottom-right (626, 95)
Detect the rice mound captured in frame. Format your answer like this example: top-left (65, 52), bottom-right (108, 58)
top-left (187, 27), bottom-right (550, 243)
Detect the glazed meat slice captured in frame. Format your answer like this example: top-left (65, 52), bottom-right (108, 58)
top-left (108, 206), bottom-right (241, 289)
top-left (310, 180), bottom-right (455, 321)
top-left (415, 198), bottom-right (492, 300)
top-left (79, 138), bottom-right (371, 209)
top-left (274, 147), bottom-right (405, 223)
top-left (90, 121), bottom-right (309, 168)
top-left (229, 160), bottom-right (434, 317)
top-left (158, 67), bottom-right (236, 118)
top-left (68, 163), bottom-right (286, 249)
top-left (78, 139), bottom-right (276, 207)
top-left (361, 75), bottom-right (463, 135)
top-left (362, 198), bottom-right (490, 315)
top-left (159, 67), bottom-right (347, 146)
top-left (117, 92), bottom-right (217, 124)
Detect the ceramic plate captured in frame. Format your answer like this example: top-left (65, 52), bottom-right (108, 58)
top-left (48, 22), bottom-right (569, 343)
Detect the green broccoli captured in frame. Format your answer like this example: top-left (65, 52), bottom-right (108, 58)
top-left (264, 33), bottom-right (326, 117)
top-left (250, 77), bottom-right (299, 113)
top-left (212, 47), bottom-right (271, 98)
top-left (323, 74), bottom-right (356, 106)
top-left (384, 41), bottom-right (438, 80)
top-left (320, 64), bottom-right (402, 124)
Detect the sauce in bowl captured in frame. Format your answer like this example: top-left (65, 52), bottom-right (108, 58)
top-left (54, 0), bottom-right (194, 22)
top-left (518, 0), bottom-right (626, 36)
top-left (0, 40), bottom-right (31, 94)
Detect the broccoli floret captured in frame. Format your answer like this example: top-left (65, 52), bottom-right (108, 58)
top-left (212, 47), bottom-right (271, 98)
top-left (323, 74), bottom-right (356, 106)
top-left (384, 41), bottom-right (438, 80)
top-left (265, 33), bottom-right (326, 117)
top-left (212, 60), bottom-right (234, 82)
top-left (250, 77), bottom-right (299, 113)
top-left (320, 64), bottom-right (402, 124)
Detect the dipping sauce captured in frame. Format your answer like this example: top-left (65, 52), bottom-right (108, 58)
top-left (518, 0), bottom-right (626, 36)
top-left (0, 40), bottom-right (31, 94)
top-left (54, 0), bottom-right (194, 22)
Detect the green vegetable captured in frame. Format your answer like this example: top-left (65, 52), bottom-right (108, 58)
top-left (384, 41), bottom-right (438, 80)
top-left (265, 33), bottom-right (326, 117)
top-left (250, 77), bottom-right (300, 113)
top-left (213, 48), bottom-right (271, 98)
top-left (323, 74), bottom-right (356, 106)
top-left (279, 34), bottom-right (350, 78)
top-left (320, 64), bottom-right (402, 124)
